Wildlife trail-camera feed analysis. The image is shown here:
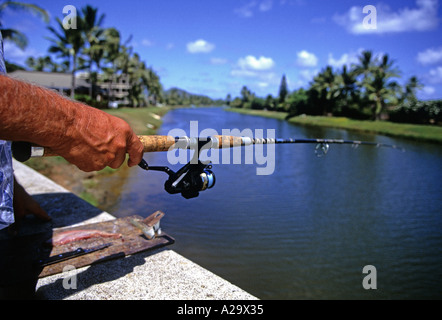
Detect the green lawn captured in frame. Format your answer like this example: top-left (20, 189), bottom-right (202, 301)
top-left (104, 106), bottom-right (171, 135)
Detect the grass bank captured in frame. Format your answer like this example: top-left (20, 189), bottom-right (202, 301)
top-left (105, 106), bottom-right (170, 136)
top-left (227, 108), bottom-right (442, 144)
top-left (25, 106), bottom-right (171, 207)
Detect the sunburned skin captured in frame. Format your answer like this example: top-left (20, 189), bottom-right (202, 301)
top-left (0, 75), bottom-right (143, 172)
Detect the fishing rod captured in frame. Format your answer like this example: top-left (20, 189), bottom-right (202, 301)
top-left (12, 135), bottom-right (404, 199)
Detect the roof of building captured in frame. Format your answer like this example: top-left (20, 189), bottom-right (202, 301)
top-left (8, 70), bottom-right (89, 90)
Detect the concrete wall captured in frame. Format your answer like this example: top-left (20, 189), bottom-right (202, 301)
top-left (6, 160), bottom-right (257, 300)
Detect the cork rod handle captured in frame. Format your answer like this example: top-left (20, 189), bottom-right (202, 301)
top-left (11, 135), bottom-right (248, 162)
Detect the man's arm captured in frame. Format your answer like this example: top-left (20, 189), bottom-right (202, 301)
top-left (0, 75), bottom-right (144, 171)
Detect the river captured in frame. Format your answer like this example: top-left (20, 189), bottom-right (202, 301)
top-left (108, 107), bottom-right (442, 299)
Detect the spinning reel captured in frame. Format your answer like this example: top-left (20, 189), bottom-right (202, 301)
top-left (138, 138), bottom-right (215, 199)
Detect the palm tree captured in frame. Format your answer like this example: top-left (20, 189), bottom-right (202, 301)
top-left (364, 71), bottom-right (400, 120)
top-left (100, 27), bottom-right (134, 103)
top-left (377, 54), bottom-right (400, 78)
top-left (126, 53), bottom-right (148, 107)
top-left (351, 50), bottom-right (402, 120)
top-left (310, 66), bottom-right (340, 115)
top-left (402, 76), bottom-right (423, 103)
top-left (47, 17), bottom-right (85, 98)
top-left (363, 54), bottom-right (401, 120)
top-left (240, 86), bottom-right (253, 103)
top-left (80, 5), bottom-right (105, 98)
top-left (25, 55), bottom-right (66, 72)
top-left (333, 64), bottom-right (361, 116)
top-left (353, 50), bottom-right (375, 80)
top-left (146, 67), bottom-right (163, 105)
top-left (0, 1), bottom-right (49, 49)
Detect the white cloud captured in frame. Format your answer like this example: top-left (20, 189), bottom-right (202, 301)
top-left (231, 55), bottom-right (277, 90)
top-left (428, 66), bottom-right (442, 83)
top-left (417, 47), bottom-right (442, 65)
top-left (296, 50), bottom-right (318, 67)
top-left (327, 50), bottom-right (361, 68)
top-left (257, 81), bottom-right (270, 88)
top-left (210, 57), bottom-right (228, 65)
top-left (299, 69), bottom-right (319, 82)
top-left (237, 55), bottom-right (275, 70)
top-left (334, 0), bottom-right (439, 34)
top-left (422, 85), bottom-right (436, 96)
top-left (3, 42), bottom-right (43, 66)
top-left (234, 1), bottom-right (257, 18)
top-left (186, 39), bottom-right (215, 53)
top-left (259, 0), bottom-right (273, 12)
top-left (234, 0), bottom-right (274, 18)
top-left (141, 39), bottom-right (154, 47)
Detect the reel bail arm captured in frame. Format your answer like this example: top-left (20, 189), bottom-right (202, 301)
top-left (138, 137), bottom-right (216, 199)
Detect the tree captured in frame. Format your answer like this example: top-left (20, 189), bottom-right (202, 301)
top-left (264, 94), bottom-right (275, 111)
top-left (333, 65), bottom-right (366, 118)
top-left (310, 66), bottom-right (340, 115)
top-left (278, 74), bottom-right (288, 103)
top-left (127, 52), bottom-right (161, 107)
top-left (47, 17), bottom-right (85, 98)
top-left (402, 76), bottom-right (423, 103)
top-left (230, 97), bottom-right (243, 108)
top-left (80, 5), bottom-right (106, 99)
top-left (225, 93), bottom-right (231, 106)
top-left (240, 85), bottom-right (253, 103)
top-left (0, 1), bottom-right (49, 49)
top-left (100, 27), bottom-right (124, 102)
top-left (145, 67), bottom-right (163, 105)
top-left (363, 54), bottom-right (401, 120)
top-left (26, 55), bottom-right (67, 72)
top-left (353, 50), bottom-right (375, 84)
top-left (286, 88), bottom-right (308, 117)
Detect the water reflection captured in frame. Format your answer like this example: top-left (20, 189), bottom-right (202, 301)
top-left (106, 107), bottom-right (442, 299)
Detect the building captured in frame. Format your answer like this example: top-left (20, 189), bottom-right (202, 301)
top-left (9, 70), bottom-right (132, 107)
top-left (8, 70), bottom-right (90, 96)
top-left (95, 73), bottom-right (131, 106)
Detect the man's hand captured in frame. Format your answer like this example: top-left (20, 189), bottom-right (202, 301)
top-left (9, 179), bottom-right (52, 236)
top-left (0, 75), bottom-right (144, 172)
top-left (48, 105), bottom-right (144, 172)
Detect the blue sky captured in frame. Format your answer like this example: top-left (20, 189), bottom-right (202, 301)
top-left (2, 0), bottom-right (442, 100)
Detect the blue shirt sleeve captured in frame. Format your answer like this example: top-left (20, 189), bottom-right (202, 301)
top-left (0, 31), bottom-right (6, 74)
top-left (0, 31), bottom-right (15, 230)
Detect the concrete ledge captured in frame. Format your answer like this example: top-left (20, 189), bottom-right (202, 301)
top-left (6, 160), bottom-right (257, 300)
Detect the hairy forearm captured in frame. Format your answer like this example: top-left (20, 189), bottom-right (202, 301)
top-left (0, 75), bottom-right (144, 171)
top-left (0, 74), bottom-right (81, 147)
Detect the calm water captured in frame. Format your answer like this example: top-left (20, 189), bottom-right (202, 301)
top-left (109, 107), bottom-right (442, 299)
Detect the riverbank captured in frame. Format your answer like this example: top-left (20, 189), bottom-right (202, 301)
top-left (23, 105), bottom-right (442, 208)
top-left (227, 108), bottom-right (442, 144)
top-left (24, 106), bottom-right (172, 209)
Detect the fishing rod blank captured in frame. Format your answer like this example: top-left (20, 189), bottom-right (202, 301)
top-left (11, 135), bottom-right (404, 199)
top-left (11, 135), bottom-right (404, 162)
